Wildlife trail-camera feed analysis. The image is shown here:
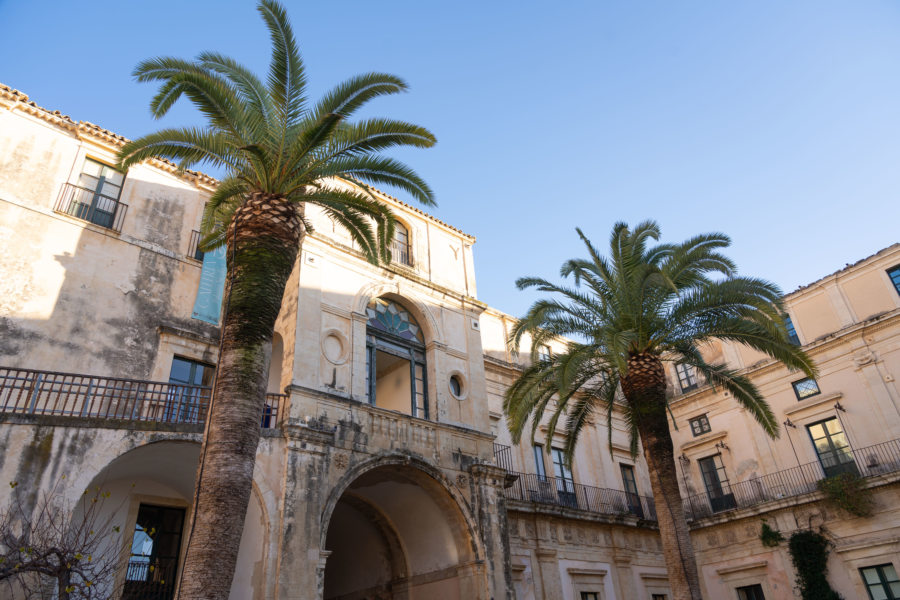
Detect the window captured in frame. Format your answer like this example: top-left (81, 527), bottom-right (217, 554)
top-left (676, 363), bottom-right (698, 392)
top-left (689, 414), bottom-right (711, 437)
top-left (123, 504), bottom-right (185, 600)
top-left (390, 221), bottom-right (412, 266)
top-left (57, 158), bottom-right (127, 230)
top-left (888, 265), bottom-right (900, 297)
top-left (533, 444), bottom-right (547, 478)
top-left (551, 447), bottom-right (578, 508)
top-left (620, 464), bottom-right (644, 518)
top-left (807, 417), bottom-right (858, 478)
top-left (538, 345), bottom-right (551, 362)
top-left (189, 229), bottom-right (205, 261)
top-left (449, 374), bottom-right (463, 398)
top-left (580, 593), bottom-right (599, 600)
top-left (366, 297), bottom-right (427, 418)
top-left (652, 595), bottom-right (669, 600)
top-left (860, 563), bottom-right (900, 600)
top-left (792, 377), bottom-right (820, 400)
top-left (167, 357), bottom-right (215, 422)
top-left (784, 314), bottom-right (800, 345)
top-left (698, 454), bottom-right (736, 512)
top-left (736, 584), bottom-right (765, 600)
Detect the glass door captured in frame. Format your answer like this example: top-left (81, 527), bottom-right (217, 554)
top-left (807, 418), bottom-right (858, 478)
top-left (698, 454), bottom-right (737, 512)
top-left (122, 504), bottom-right (185, 600)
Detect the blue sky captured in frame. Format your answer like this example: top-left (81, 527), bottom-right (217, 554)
top-left (2, 1), bottom-right (899, 316)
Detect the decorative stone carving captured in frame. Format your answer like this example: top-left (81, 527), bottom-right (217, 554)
top-left (333, 453), bottom-right (349, 470)
top-left (456, 474), bottom-right (468, 487)
top-left (854, 349), bottom-right (877, 367)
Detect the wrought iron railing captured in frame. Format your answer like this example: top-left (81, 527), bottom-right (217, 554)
top-left (0, 366), bottom-right (288, 429)
top-left (390, 239), bottom-right (411, 266)
top-left (505, 471), bottom-right (657, 521)
top-left (682, 437), bottom-right (900, 520)
top-left (493, 442), bottom-right (513, 471)
top-left (55, 183), bottom-right (128, 232)
top-left (121, 557), bottom-right (178, 600)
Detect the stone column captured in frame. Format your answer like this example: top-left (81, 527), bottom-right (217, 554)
top-left (534, 548), bottom-right (563, 600)
top-left (275, 422), bottom-right (335, 600)
top-left (469, 463), bottom-right (516, 600)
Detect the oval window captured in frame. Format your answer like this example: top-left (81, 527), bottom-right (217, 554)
top-left (449, 374), bottom-right (463, 398)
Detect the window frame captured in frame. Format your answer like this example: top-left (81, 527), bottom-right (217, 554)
top-left (698, 453), bottom-right (737, 512)
top-left (806, 417), bottom-right (858, 478)
top-left (791, 377), bottom-right (821, 401)
top-left (551, 447), bottom-right (577, 507)
top-left (365, 297), bottom-right (428, 419)
top-left (123, 503), bottom-right (186, 600)
top-left (676, 363), bottom-right (699, 392)
top-left (580, 593), bottom-right (599, 600)
top-left (60, 157), bottom-right (128, 230)
top-left (735, 583), bottom-right (766, 600)
top-left (887, 265), bottom-right (900, 297)
top-left (533, 443), bottom-right (547, 479)
top-left (537, 345), bottom-right (552, 362)
top-left (390, 220), bottom-right (412, 267)
top-left (689, 414), bottom-right (712, 437)
top-left (860, 563), bottom-right (900, 600)
top-left (167, 356), bottom-right (215, 423)
top-left (784, 314), bottom-right (801, 345)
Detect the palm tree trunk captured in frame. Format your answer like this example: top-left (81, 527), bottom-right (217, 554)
top-left (623, 353), bottom-right (703, 600)
top-left (176, 193), bottom-right (302, 600)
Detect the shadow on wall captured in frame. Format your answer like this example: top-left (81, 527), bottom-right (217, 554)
top-left (0, 174), bottom-right (219, 379)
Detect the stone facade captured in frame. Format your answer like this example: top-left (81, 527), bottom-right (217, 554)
top-left (1, 83), bottom-right (898, 600)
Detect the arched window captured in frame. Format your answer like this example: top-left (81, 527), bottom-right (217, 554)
top-left (390, 222), bottom-right (412, 266)
top-left (365, 297), bottom-right (427, 418)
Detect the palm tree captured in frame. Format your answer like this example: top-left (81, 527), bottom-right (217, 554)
top-left (503, 222), bottom-right (816, 600)
top-left (118, 2), bottom-right (435, 597)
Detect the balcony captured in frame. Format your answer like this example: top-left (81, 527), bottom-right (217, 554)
top-left (503, 470), bottom-right (657, 522)
top-left (493, 442), bottom-right (514, 471)
top-left (0, 366), bottom-right (287, 429)
top-left (54, 183), bottom-right (128, 232)
top-left (682, 437), bottom-right (900, 521)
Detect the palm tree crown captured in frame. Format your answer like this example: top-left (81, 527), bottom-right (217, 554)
top-left (505, 220), bottom-right (817, 459)
top-left (116, 3), bottom-right (437, 597)
top-left (504, 221), bottom-right (817, 599)
top-left (119, 0), bottom-right (436, 263)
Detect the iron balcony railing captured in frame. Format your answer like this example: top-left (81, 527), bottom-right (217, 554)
top-left (493, 442), bottom-right (514, 471)
top-left (121, 557), bottom-right (177, 600)
top-left (55, 183), bottom-right (128, 233)
top-left (505, 471), bottom-right (658, 522)
top-left (0, 366), bottom-right (288, 429)
top-left (682, 437), bottom-right (900, 521)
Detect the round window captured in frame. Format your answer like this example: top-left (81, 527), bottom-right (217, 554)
top-left (449, 374), bottom-right (463, 398)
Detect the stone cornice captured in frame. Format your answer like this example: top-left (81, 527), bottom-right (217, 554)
top-left (783, 392), bottom-right (843, 417)
top-left (671, 308), bottom-right (900, 409)
top-left (303, 233), bottom-right (486, 311)
top-left (715, 560), bottom-right (768, 575)
top-left (680, 431), bottom-right (728, 453)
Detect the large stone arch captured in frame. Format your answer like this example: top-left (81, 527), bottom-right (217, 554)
top-left (71, 439), bottom-right (274, 600)
top-left (320, 452), bottom-right (487, 599)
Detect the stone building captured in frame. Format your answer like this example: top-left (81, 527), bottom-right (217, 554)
top-left (0, 83), bottom-right (898, 600)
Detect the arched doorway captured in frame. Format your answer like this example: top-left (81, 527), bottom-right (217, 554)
top-left (73, 440), bottom-right (268, 600)
top-left (322, 463), bottom-right (483, 600)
